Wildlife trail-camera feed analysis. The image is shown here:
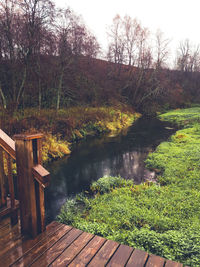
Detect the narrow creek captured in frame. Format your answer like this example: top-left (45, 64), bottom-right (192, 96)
top-left (45, 116), bottom-right (176, 223)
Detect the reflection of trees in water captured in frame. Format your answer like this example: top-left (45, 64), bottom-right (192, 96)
top-left (46, 118), bottom-right (175, 222)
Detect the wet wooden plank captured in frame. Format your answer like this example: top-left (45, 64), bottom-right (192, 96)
top-left (0, 231), bottom-right (22, 257)
top-left (0, 221), bottom-right (63, 266)
top-left (106, 244), bottom-right (134, 267)
top-left (68, 235), bottom-right (106, 267)
top-left (11, 224), bottom-right (72, 267)
top-left (0, 216), bottom-right (10, 229)
top-left (50, 232), bottom-right (94, 267)
top-left (0, 220), bottom-right (21, 251)
top-left (165, 260), bottom-right (183, 267)
top-left (126, 249), bottom-right (148, 267)
top-left (0, 221), bottom-right (11, 238)
top-left (31, 228), bottom-right (83, 266)
top-left (88, 240), bottom-right (119, 267)
top-left (146, 254), bottom-right (165, 267)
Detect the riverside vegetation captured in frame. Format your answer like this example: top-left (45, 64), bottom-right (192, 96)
top-left (58, 107), bottom-right (200, 266)
top-left (0, 106), bottom-right (140, 163)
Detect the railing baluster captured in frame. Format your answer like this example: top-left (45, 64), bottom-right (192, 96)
top-left (0, 130), bottom-right (50, 236)
top-left (5, 152), bottom-right (18, 225)
top-left (5, 152), bottom-right (15, 208)
top-left (0, 148), bottom-right (6, 207)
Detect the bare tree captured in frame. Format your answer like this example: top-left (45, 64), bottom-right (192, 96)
top-left (54, 8), bottom-right (100, 110)
top-left (175, 39), bottom-right (200, 72)
top-left (154, 29), bottom-right (170, 69)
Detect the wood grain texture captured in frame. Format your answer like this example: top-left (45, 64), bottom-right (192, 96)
top-left (0, 221), bottom-right (61, 266)
top-left (5, 153), bottom-right (15, 208)
top-left (0, 220), bottom-right (185, 267)
top-left (50, 232), bottom-right (94, 267)
top-left (14, 133), bottom-right (43, 141)
top-left (31, 228), bottom-right (83, 266)
top-left (0, 129), bottom-right (16, 159)
top-left (106, 244), bottom-right (134, 267)
top-left (11, 224), bottom-right (72, 267)
top-left (126, 249), bottom-right (148, 267)
top-left (68, 235), bottom-right (106, 267)
top-left (88, 239), bottom-right (119, 267)
top-left (165, 260), bottom-right (183, 267)
top-left (0, 147), bottom-right (6, 207)
top-left (15, 138), bottom-right (37, 237)
top-left (32, 164), bottom-right (50, 188)
top-left (145, 254), bottom-right (165, 267)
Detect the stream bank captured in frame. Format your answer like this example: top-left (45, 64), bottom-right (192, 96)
top-left (46, 116), bottom-right (176, 222)
top-left (58, 108), bottom-right (200, 266)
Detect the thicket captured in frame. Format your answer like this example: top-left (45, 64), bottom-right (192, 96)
top-left (58, 107), bottom-right (200, 266)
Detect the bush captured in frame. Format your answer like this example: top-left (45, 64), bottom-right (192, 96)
top-left (90, 176), bottom-right (133, 194)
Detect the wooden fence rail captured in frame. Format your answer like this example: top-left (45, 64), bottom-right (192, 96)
top-left (0, 129), bottom-right (50, 238)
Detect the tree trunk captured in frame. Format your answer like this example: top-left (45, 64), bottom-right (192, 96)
top-left (57, 69), bottom-right (64, 111)
top-left (0, 83), bottom-right (6, 109)
top-left (16, 67), bottom-right (27, 110)
top-left (38, 78), bottom-right (41, 111)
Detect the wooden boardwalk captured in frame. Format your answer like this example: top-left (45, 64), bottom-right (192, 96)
top-left (0, 217), bottom-right (184, 267)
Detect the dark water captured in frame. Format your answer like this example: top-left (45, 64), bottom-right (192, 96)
top-left (45, 116), bottom-right (176, 222)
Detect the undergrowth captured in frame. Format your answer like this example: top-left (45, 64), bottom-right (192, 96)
top-left (58, 107), bottom-right (200, 266)
top-left (1, 106), bottom-right (140, 163)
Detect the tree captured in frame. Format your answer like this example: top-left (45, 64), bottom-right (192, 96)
top-left (154, 29), bottom-right (170, 69)
top-left (54, 8), bottom-right (100, 110)
top-left (106, 15), bottom-right (172, 110)
top-left (18, 0), bottom-right (56, 110)
top-left (175, 39), bottom-right (200, 72)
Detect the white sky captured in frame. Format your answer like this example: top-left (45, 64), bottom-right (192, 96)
top-left (55, 0), bottom-right (200, 61)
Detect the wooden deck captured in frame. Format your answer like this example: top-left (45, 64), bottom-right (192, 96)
top-left (0, 217), bottom-right (185, 267)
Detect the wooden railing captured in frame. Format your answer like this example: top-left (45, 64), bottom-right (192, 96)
top-left (0, 130), bottom-right (50, 238)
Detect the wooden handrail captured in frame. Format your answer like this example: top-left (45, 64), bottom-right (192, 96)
top-left (0, 130), bottom-right (18, 225)
top-left (0, 129), bottom-right (16, 159)
top-left (32, 164), bottom-right (50, 188)
top-left (0, 129), bottom-right (50, 238)
top-left (14, 133), bottom-right (50, 237)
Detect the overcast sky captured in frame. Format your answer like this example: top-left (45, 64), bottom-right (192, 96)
top-left (55, 0), bottom-right (200, 61)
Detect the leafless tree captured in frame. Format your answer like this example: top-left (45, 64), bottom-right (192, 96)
top-left (154, 29), bottom-right (170, 69)
top-left (175, 39), bottom-right (200, 72)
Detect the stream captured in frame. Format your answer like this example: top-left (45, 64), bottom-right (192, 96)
top-left (45, 116), bottom-right (176, 223)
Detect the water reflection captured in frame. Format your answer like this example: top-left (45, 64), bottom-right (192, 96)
top-left (45, 117), bottom-right (176, 222)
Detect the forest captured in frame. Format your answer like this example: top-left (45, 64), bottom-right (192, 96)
top-left (1, 1), bottom-right (200, 266)
top-left (0, 0), bottom-right (200, 115)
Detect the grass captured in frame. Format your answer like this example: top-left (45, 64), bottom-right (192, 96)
top-left (58, 107), bottom-right (200, 266)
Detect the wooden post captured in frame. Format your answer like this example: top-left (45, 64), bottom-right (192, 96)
top-left (14, 134), bottom-right (43, 238)
top-left (0, 148), bottom-right (6, 207)
top-left (5, 152), bottom-right (18, 225)
top-left (32, 137), bottom-right (47, 233)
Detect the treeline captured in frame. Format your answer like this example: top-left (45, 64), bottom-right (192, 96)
top-left (0, 1), bottom-right (200, 114)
